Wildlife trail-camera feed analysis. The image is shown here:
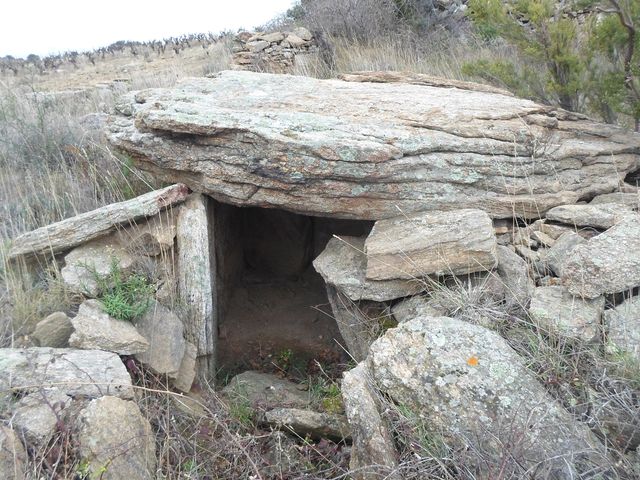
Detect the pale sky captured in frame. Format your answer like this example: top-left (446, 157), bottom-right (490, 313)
top-left (0, 0), bottom-right (297, 58)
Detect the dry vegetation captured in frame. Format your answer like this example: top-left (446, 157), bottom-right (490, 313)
top-left (1, 1), bottom-right (639, 478)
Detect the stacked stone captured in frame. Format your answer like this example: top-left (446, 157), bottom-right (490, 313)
top-left (231, 27), bottom-right (316, 73)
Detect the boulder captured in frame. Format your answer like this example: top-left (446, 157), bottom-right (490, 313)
top-left (341, 363), bottom-right (399, 479)
top-left (77, 396), bottom-right (156, 480)
top-left (8, 184), bottom-right (189, 260)
top-left (12, 389), bottom-right (71, 445)
top-left (605, 296), bottom-right (640, 363)
top-left (590, 192), bottom-right (639, 209)
top-left (262, 408), bottom-right (351, 441)
top-left (69, 300), bottom-right (149, 355)
top-left (221, 371), bottom-right (310, 411)
top-left (368, 316), bottom-right (615, 478)
top-left (0, 348), bottom-right (133, 399)
top-left (365, 209), bottom-right (497, 280)
top-left (61, 238), bottom-right (134, 297)
top-left (496, 245), bottom-right (534, 310)
top-left (107, 71), bottom-right (640, 220)
top-left (544, 231), bottom-right (585, 277)
top-left (32, 311), bottom-right (74, 347)
top-left (134, 301), bottom-right (185, 378)
top-left (529, 286), bottom-right (604, 341)
top-left (545, 203), bottom-right (634, 229)
top-left (313, 236), bottom-right (422, 302)
top-left (247, 40), bottom-right (269, 52)
top-left (0, 426), bottom-right (26, 480)
top-left (562, 215), bottom-right (640, 298)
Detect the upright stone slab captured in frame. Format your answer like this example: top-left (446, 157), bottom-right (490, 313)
top-left (176, 194), bottom-right (216, 376)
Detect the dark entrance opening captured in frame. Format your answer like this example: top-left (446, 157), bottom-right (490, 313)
top-left (213, 201), bottom-right (373, 372)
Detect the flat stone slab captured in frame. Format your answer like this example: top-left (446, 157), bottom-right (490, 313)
top-left (0, 348), bottom-right (134, 399)
top-left (107, 70), bottom-right (640, 220)
top-left (263, 407), bottom-right (351, 441)
top-left (545, 204), bottom-right (634, 229)
top-left (365, 209), bottom-right (497, 280)
top-left (562, 215), bottom-right (640, 298)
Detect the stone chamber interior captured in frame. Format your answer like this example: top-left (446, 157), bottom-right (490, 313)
top-left (213, 201), bottom-right (373, 374)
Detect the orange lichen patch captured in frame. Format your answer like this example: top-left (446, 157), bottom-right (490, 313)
top-left (466, 356), bottom-right (479, 367)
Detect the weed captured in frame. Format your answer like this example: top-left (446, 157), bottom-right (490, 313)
top-left (94, 260), bottom-right (153, 322)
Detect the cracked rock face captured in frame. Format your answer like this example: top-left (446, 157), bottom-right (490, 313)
top-left (107, 70), bottom-right (640, 220)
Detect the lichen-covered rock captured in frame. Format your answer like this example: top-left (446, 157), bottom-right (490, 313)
top-left (391, 295), bottom-right (447, 323)
top-left (115, 212), bottom-right (176, 257)
top-left (77, 396), bottom-right (156, 480)
top-left (562, 215), bottom-right (640, 298)
top-left (61, 238), bottom-right (134, 297)
top-left (262, 408), bottom-right (351, 441)
top-left (365, 209), bottom-right (497, 280)
top-left (0, 426), bottom-right (26, 480)
top-left (0, 348), bottom-right (133, 399)
top-left (134, 301), bottom-right (185, 378)
top-left (69, 300), bottom-right (149, 355)
top-left (545, 203), bottom-right (634, 229)
top-left (529, 286), bottom-right (604, 341)
top-left (108, 71), bottom-right (640, 220)
top-left (341, 363), bottom-right (399, 480)
top-left (605, 296), bottom-right (640, 363)
top-left (32, 312), bottom-right (74, 347)
top-left (368, 316), bottom-right (615, 478)
top-left (313, 236), bottom-right (422, 302)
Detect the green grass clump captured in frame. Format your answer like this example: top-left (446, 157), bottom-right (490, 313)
top-left (96, 262), bottom-right (153, 322)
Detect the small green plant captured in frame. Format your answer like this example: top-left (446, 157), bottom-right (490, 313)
top-left (94, 259), bottom-right (154, 322)
top-left (275, 348), bottom-right (294, 371)
top-left (321, 382), bottom-right (344, 415)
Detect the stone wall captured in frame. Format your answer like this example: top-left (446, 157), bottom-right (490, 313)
top-left (231, 27), bottom-right (317, 73)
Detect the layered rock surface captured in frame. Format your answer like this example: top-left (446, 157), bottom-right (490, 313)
top-left (108, 70), bottom-right (640, 220)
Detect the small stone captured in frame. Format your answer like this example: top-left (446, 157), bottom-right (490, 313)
top-left (247, 40), bottom-right (269, 53)
top-left (261, 32), bottom-right (285, 43)
top-left (531, 230), bottom-right (555, 247)
top-left (263, 408), bottom-right (351, 441)
top-left (292, 27), bottom-right (313, 41)
top-left (0, 426), bottom-right (26, 480)
top-left (32, 312), bottom-right (74, 347)
top-left (562, 215), bottom-right (640, 298)
top-left (12, 389), bottom-right (71, 445)
top-left (69, 299), bottom-right (149, 355)
top-left (529, 286), bottom-right (604, 341)
top-left (392, 295), bottom-right (447, 323)
top-left (173, 342), bottom-right (197, 393)
top-left (134, 301), bottom-right (185, 378)
top-left (284, 34), bottom-right (306, 48)
top-left (496, 245), bottom-right (534, 310)
top-left (604, 296), bottom-right (640, 363)
top-left (544, 231), bottom-right (585, 277)
top-left (221, 371), bottom-right (311, 411)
